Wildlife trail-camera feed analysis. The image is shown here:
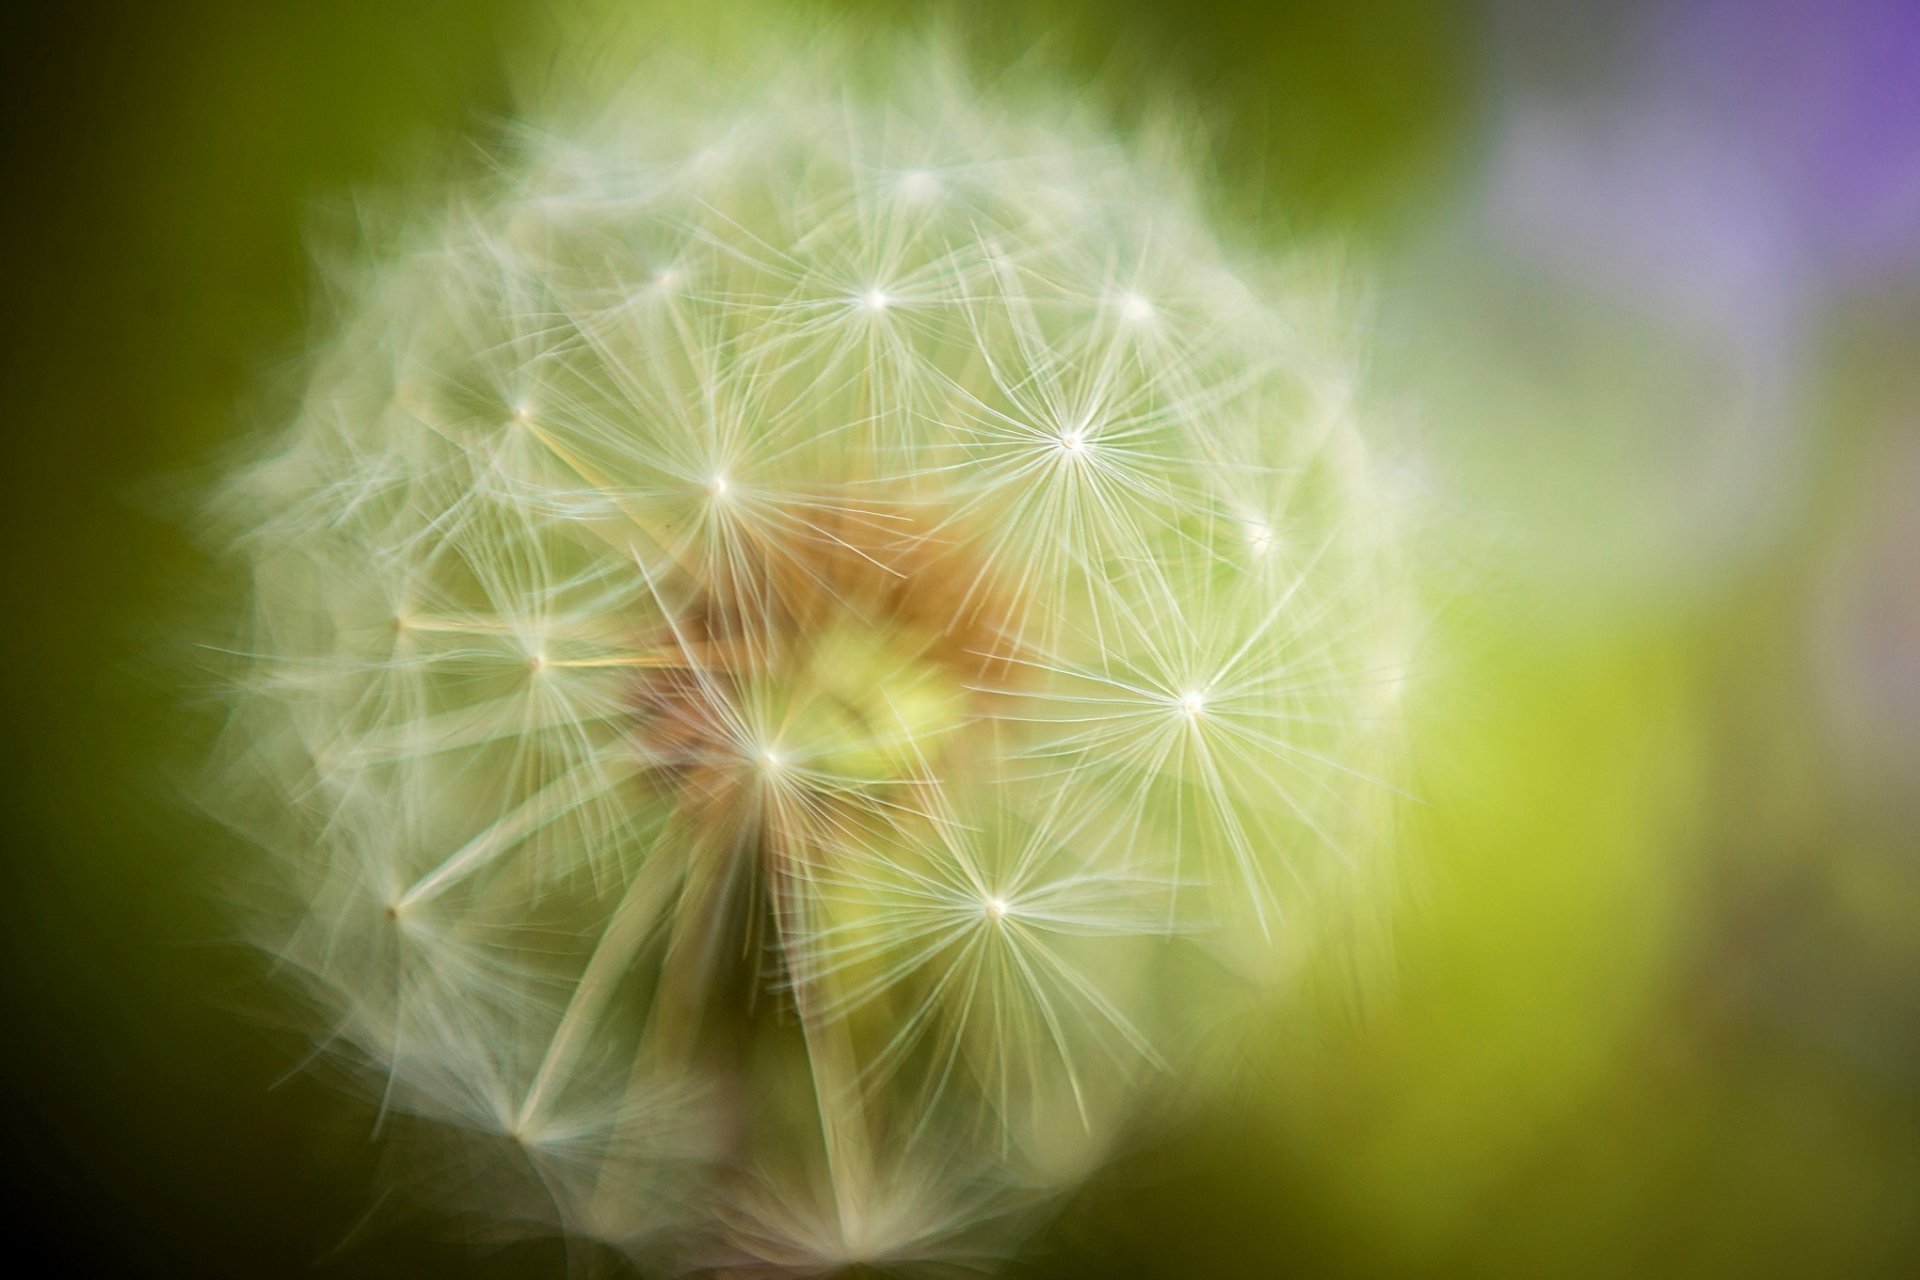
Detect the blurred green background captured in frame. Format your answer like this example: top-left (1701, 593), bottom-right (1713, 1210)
top-left (4, 1), bottom-right (1917, 1276)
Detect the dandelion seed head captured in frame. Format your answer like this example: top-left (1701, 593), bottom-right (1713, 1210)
top-left (210, 27), bottom-right (1411, 1276)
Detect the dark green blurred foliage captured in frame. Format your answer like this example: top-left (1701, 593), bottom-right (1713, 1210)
top-left (6, 1), bottom-right (1919, 1277)
top-left (847, 0), bottom-right (1475, 242)
top-left (1, 4), bottom-right (542, 1275)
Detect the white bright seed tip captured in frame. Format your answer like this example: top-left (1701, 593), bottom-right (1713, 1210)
top-left (984, 896), bottom-right (1011, 921)
top-left (1179, 690), bottom-right (1207, 718)
top-left (1120, 292), bottom-right (1154, 323)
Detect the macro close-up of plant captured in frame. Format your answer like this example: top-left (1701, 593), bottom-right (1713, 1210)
top-left (9, 2), bottom-right (1920, 1278)
top-left (204, 31), bottom-right (1406, 1274)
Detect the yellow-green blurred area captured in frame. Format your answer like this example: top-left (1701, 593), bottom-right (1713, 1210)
top-left (4, 0), bottom-right (1918, 1276)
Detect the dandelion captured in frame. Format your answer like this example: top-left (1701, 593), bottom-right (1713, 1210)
top-left (209, 28), bottom-right (1409, 1275)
